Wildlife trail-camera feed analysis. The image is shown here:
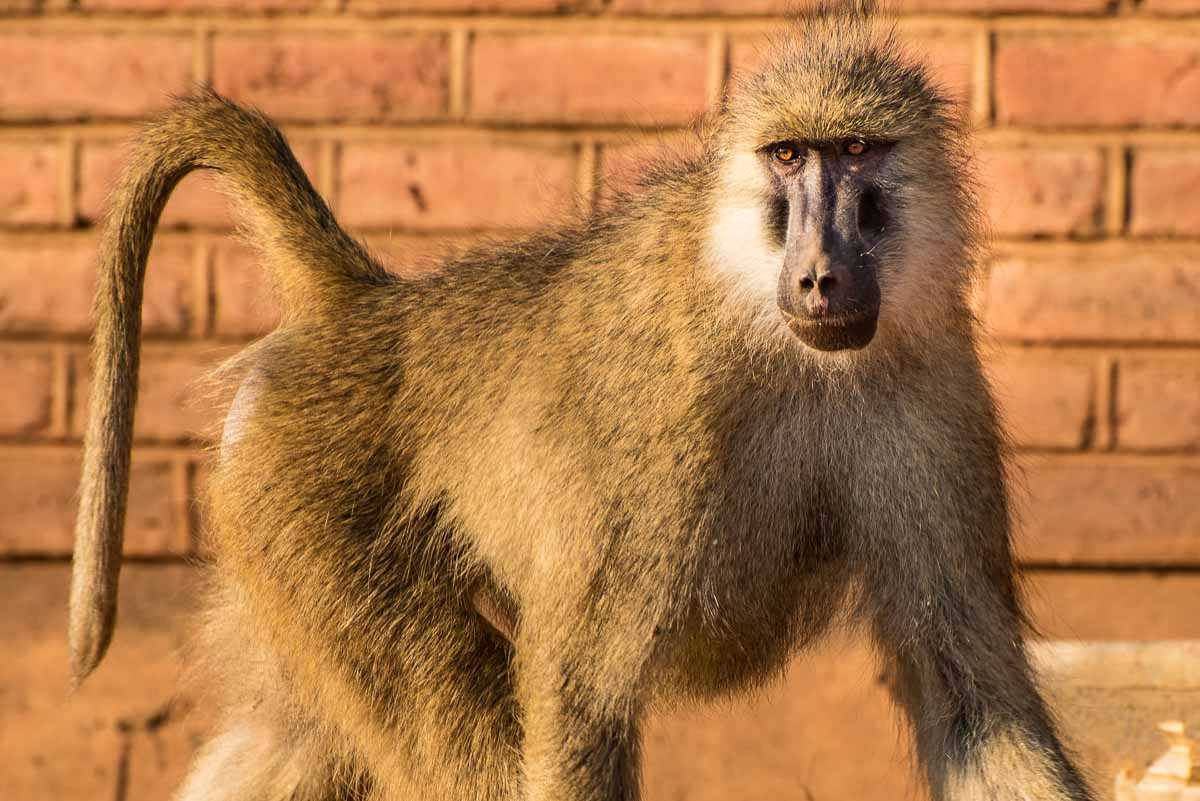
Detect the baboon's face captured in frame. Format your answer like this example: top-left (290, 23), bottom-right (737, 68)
top-left (760, 137), bottom-right (891, 351)
top-left (709, 14), bottom-right (970, 355)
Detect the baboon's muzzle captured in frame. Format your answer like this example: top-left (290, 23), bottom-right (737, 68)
top-left (775, 157), bottom-right (884, 352)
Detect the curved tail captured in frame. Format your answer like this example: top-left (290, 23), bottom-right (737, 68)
top-left (69, 89), bottom-right (389, 685)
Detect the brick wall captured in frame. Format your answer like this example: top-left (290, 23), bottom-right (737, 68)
top-left (1, 2), bottom-right (1198, 800)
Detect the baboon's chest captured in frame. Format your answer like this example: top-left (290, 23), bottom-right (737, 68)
top-left (656, 442), bottom-right (852, 696)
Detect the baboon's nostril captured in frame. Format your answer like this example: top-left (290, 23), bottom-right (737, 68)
top-left (799, 275), bottom-right (815, 292)
top-left (817, 273), bottom-right (837, 295)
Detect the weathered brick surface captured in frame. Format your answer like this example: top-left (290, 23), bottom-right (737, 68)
top-left (620, 0), bottom-right (1115, 11)
top-left (1026, 571), bottom-right (1200, 639)
top-left (75, 347), bottom-right (233, 443)
top-left (897, 0), bottom-right (1109, 9)
top-left (84, 0), bottom-right (318, 8)
top-left (7, 562), bottom-right (1193, 801)
top-left (0, 348), bottom-right (55, 437)
top-left (1, 7), bottom-right (1199, 801)
top-left (1116, 356), bottom-right (1200, 451)
top-left (1140, 0), bottom-right (1200, 12)
top-left (212, 245), bottom-right (284, 338)
top-left (338, 140), bottom-right (579, 229)
top-left (597, 134), bottom-right (700, 203)
top-left (0, 141), bottom-right (63, 226)
top-left (79, 141), bottom-right (233, 229)
top-left (996, 36), bottom-right (1200, 128)
top-left (1015, 456), bottom-right (1200, 565)
top-left (0, 564), bottom-right (209, 801)
top-left (1130, 149), bottom-right (1200, 238)
top-left (651, 638), bottom-right (1200, 801)
top-left (978, 147), bottom-right (1106, 238)
top-left (352, 0), bottom-right (570, 9)
top-left (0, 34), bottom-right (193, 121)
top-left (0, 238), bottom-right (196, 337)
top-left (986, 250), bottom-right (1200, 343)
top-left (611, 0), bottom-right (793, 12)
top-left (985, 350), bottom-right (1096, 450)
top-left (213, 33), bottom-right (450, 123)
top-left (365, 233), bottom-right (481, 275)
top-left (0, 452), bottom-right (186, 555)
top-left (213, 235), bottom-right (467, 339)
top-left (470, 33), bottom-right (711, 124)
top-left (78, 138), bottom-right (323, 229)
top-left (645, 632), bottom-right (915, 801)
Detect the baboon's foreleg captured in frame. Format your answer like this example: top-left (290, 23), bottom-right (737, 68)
top-left (875, 588), bottom-right (1092, 801)
top-left (859, 472), bottom-right (1093, 800)
top-left (515, 566), bottom-right (671, 801)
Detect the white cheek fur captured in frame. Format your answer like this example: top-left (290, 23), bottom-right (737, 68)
top-left (704, 152), bottom-right (784, 300)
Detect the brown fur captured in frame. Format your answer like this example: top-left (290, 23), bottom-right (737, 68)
top-left (70, 4), bottom-right (1094, 800)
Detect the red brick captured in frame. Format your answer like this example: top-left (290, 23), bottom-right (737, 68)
top-left (986, 350), bottom-right (1095, 450)
top-left (1130, 149), bottom-right (1200, 237)
top-left (364, 233), bottom-right (479, 275)
top-left (213, 234), bottom-right (475, 339)
top-left (652, 635), bottom-right (1200, 801)
top-left (84, 0), bottom-right (316, 7)
top-left (598, 134), bottom-right (701, 202)
top-left (80, 141), bottom-right (230, 229)
top-left (610, 0), bottom-right (791, 11)
top-left (912, 33), bottom-right (979, 108)
top-left (985, 249), bottom-right (1200, 343)
top-left (78, 139), bottom-right (322, 230)
top-left (0, 452), bottom-right (186, 555)
top-left (1014, 456), bottom-right (1200, 565)
top-left (0, 564), bottom-right (209, 801)
top-left (470, 33), bottom-right (710, 125)
top-left (1116, 356), bottom-right (1200, 452)
top-left (645, 631), bottom-right (914, 801)
top-left (76, 348), bottom-right (232, 443)
top-left (337, 141), bottom-right (578, 230)
top-left (730, 32), bottom-right (975, 107)
top-left (0, 141), bottom-right (62, 226)
top-left (1141, 0), bottom-right (1200, 12)
top-left (1025, 570), bottom-right (1200, 640)
top-left (978, 147), bottom-right (1105, 238)
top-left (0, 349), bottom-right (55, 438)
top-left (0, 34), bottom-right (193, 121)
top-left (895, 0), bottom-right (1108, 10)
top-left (351, 0), bottom-right (569, 9)
top-left (5, 566), bottom-right (1195, 801)
top-left (0, 239), bottom-right (196, 336)
top-left (996, 36), bottom-right (1200, 128)
top-left (212, 33), bottom-right (449, 123)
top-left (213, 245), bottom-right (283, 338)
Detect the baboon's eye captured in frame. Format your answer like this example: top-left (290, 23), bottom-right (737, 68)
top-left (845, 140), bottom-right (869, 156)
top-left (773, 144), bottom-right (799, 164)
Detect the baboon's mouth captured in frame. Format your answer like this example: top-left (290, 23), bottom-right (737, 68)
top-left (784, 310), bottom-right (878, 352)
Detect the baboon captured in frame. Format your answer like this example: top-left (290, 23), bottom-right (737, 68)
top-left (69, 5), bottom-right (1094, 801)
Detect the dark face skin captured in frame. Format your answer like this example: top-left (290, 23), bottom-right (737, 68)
top-left (763, 139), bottom-right (893, 351)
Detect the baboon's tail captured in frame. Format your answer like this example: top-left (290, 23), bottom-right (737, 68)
top-left (68, 89), bottom-right (390, 686)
